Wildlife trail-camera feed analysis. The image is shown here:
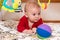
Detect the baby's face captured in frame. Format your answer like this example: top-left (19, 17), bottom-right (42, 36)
top-left (26, 7), bottom-right (41, 22)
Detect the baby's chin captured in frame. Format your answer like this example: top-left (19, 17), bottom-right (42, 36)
top-left (34, 21), bottom-right (38, 22)
top-left (30, 20), bottom-right (38, 23)
top-left (34, 20), bottom-right (38, 22)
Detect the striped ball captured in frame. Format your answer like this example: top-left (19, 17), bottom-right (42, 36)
top-left (36, 24), bottom-right (52, 38)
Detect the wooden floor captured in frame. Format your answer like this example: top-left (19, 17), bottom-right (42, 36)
top-left (43, 20), bottom-right (60, 23)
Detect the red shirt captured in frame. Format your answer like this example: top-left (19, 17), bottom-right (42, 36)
top-left (17, 16), bottom-right (43, 32)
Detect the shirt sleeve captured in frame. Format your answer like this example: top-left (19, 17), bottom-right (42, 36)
top-left (32, 18), bottom-right (43, 28)
top-left (17, 19), bottom-right (25, 32)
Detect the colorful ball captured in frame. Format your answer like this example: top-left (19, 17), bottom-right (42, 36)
top-left (36, 24), bottom-right (52, 38)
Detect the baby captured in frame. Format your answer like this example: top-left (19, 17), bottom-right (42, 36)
top-left (17, 2), bottom-right (43, 34)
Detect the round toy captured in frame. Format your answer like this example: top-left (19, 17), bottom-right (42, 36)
top-left (2, 0), bottom-right (15, 12)
top-left (36, 24), bottom-right (52, 39)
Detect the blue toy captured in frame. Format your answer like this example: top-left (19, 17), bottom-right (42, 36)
top-left (36, 24), bottom-right (52, 39)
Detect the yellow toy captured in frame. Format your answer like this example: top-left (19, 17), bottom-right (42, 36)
top-left (2, 0), bottom-right (21, 12)
top-left (38, 0), bottom-right (50, 10)
top-left (13, 0), bottom-right (21, 9)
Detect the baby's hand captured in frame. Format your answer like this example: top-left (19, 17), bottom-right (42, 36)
top-left (32, 28), bottom-right (37, 34)
top-left (23, 29), bottom-right (28, 33)
top-left (27, 29), bottom-right (33, 34)
top-left (23, 29), bottom-right (33, 34)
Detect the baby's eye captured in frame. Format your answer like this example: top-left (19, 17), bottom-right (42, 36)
top-left (38, 13), bottom-right (40, 15)
top-left (33, 14), bottom-right (35, 16)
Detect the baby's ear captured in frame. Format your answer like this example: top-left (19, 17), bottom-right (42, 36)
top-left (25, 15), bottom-right (28, 18)
top-left (25, 13), bottom-right (28, 18)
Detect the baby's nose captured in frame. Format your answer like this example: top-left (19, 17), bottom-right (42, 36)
top-left (35, 15), bottom-right (39, 18)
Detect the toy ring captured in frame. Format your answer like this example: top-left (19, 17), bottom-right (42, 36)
top-left (2, 0), bottom-right (14, 12)
top-left (2, 0), bottom-right (21, 12)
top-left (38, 0), bottom-right (50, 10)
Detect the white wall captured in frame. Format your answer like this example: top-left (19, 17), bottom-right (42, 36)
top-left (0, 3), bottom-right (60, 21)
top-left (21, 3), bottom-right (60, 21)
top-left (41, 3), bottom-right (60, 21)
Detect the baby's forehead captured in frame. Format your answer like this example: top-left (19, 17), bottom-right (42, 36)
top-left (25, 2), bottom-right (40, 12)
top-left (26, 2), bottom-right (40, 8)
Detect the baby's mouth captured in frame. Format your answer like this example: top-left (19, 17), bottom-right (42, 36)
top-left (34, 19), bottom-right (39, 22)
top-left (35, 19), bottom-right (39, 21)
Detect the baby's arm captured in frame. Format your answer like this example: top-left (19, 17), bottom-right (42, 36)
top-left (32, 18), bottom-right (43, 34)
top-left (17, 19), bottom-right (25, 32)
top-left (32, 28), bottom-right (37, 34)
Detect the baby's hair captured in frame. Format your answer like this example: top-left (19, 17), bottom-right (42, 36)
top-left (24, 2), bottom-right (41, 12)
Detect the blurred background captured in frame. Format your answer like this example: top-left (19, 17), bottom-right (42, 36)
top-left (0, 0), bottom-right (60, 23)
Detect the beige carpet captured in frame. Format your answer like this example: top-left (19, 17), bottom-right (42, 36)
top-left (0, 21), bottom-right (60, 40)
